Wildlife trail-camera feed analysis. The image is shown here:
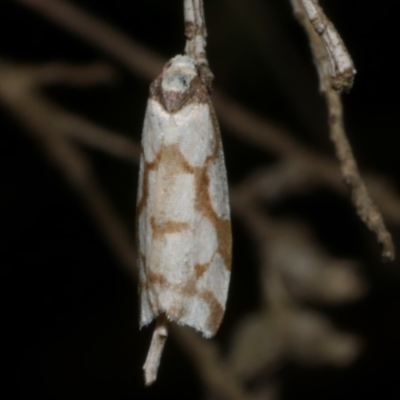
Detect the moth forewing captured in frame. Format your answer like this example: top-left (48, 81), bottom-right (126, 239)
top-left (137, 54), bottom-right (231, 383)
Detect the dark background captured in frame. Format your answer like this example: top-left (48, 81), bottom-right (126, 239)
top-left (1, 0), bottom-right (400, 399)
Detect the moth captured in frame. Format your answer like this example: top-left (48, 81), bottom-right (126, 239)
top-left (136, 54), bottom-right (232, 383)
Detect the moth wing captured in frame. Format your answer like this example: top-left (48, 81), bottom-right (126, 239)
top-left (153, 103), bottom-right (231, 338)
top-left (137, 99), bottom-right (169, 328)
top-left (138, 100), bottom-right (232, 338)
top-left (189, 109), bottom-right (232, 337)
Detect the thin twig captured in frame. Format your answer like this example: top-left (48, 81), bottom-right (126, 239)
top-left (143, 316), bottom-right (169, 386)
top-left (291, 0), bottom-right (395, 261)
top-left (300, 0), bottom-right (356, 90)
top-left (184, 0), bottom-right (213, 85)
top-left (325, 90), bottom-right (394, 261)
top-left (184, 0), bottom-right (207, 60)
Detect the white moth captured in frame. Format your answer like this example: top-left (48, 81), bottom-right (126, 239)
top-left (136, 54), bottom-right (232, 384)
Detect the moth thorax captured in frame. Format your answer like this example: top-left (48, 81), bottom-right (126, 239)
top-left (160, 55), bottom-right (198, 113)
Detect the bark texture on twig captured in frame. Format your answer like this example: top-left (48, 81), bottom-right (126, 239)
top-left (184, 0), bottom-right (212, 84)
top-left (300, 0), bottom-right (356, 90)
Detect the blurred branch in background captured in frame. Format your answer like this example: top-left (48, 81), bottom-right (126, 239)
top-left (1, 0), bottom-right (399, 399)
top-left (0, 59), bottom-right (138, 277)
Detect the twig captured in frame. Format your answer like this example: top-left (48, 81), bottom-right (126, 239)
top-left (143, 316), bottom-right (168, 386)
top-left (184, 0), bottom-right (213, 85)
top-left (326, 90), bottom-right (395, 261)
top-left (300, 0), bottom-right (356, 90)
top-left (291, 0), bottom-right (395, 261)
top-left (184, 0), bottom-right (207, 60)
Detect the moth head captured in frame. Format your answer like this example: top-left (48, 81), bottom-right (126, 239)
top-left (160, 55), bottom-right (199, 113)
